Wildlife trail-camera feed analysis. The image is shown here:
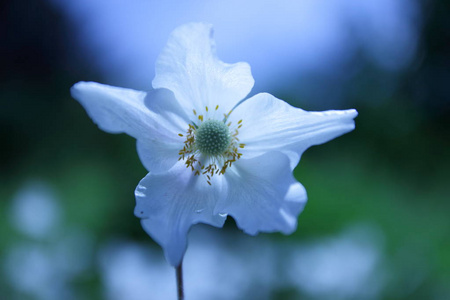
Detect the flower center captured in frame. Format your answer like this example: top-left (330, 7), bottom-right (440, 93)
top-left (178, 106), bottom-right (245, 185)
top-left (195, 119), bottom-right (231, 156)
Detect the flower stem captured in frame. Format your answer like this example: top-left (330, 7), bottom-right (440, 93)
top-left (176, 259), bottom-right (184, 300)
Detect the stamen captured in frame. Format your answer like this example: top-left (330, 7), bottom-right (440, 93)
top-left (178, 106), bottom-right (245, 185)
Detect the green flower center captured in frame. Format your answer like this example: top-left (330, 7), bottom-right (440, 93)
top-left (195, 119), bottom-right (231, 156)
top-left (177, 106), bottom-right (245, 185)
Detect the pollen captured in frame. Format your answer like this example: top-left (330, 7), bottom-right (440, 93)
top-left (195, 120), bottom-right (231, 156)
top-left (178, 106), bottom-right (245, 183)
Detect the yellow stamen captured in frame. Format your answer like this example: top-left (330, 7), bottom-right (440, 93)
top-left (178, 105), bottom-right (245, 185)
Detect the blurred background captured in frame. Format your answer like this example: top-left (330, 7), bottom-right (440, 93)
top-left (1, 0), bottom-right (449, 299)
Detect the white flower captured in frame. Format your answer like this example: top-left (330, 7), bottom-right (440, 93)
top-left (71, 23), bottom-right (357, 266)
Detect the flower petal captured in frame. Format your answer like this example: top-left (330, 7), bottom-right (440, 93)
top-left (216, 152), bottom-right (307, 235)
top-left (71, 81), bottom-right (149, 137)
top-left (137, 89), bottom-right (191, 173)
top-left (153, 23), bottom-right (254, 117)
top-left (229, 93), bottom-right (358, 168)
top-left (71, 82), bottom-right (190, 173)
top-left (135, 162), bottom-right (227, 266)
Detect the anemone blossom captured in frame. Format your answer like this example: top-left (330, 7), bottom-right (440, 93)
top-left (71, 23), bottom-right (357, 267)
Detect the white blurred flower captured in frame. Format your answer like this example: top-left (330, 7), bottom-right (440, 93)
top-left (185, 226), bottom-right (278, 300)
top-left (99, 242), bottom-right (175, 300)
top-left (287, 226), bottom-right (385, 299)
top-left (4, 182), bottom-right (94, 300)
top-left (4, 230), bottom-right (93, 300)
top-left (71, 23), bottom-right (357, 266)
top-left (9, 181), bottom-right (61, 239)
